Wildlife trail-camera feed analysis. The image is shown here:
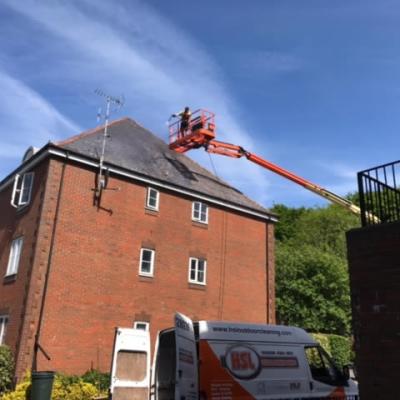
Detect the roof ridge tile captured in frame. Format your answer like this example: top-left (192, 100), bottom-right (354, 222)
top-left (54, 117), bottom-right (131, 146)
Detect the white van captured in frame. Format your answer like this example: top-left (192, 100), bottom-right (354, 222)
top-left (110, 313), bottom-right (358, 400)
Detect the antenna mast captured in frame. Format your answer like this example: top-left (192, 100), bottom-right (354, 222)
top-left (94, 89), bottom-right (124, 209)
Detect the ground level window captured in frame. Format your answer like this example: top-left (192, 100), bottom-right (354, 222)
top-left (188, 257), bottom-right (206, 285)
top-left (192, 201), bottom-right (208, 223)
top-left (134, 321), bottom-right (149, 331)
top-left (0, 315), bottom-right (8, 345)
top-left (139, 248), bottom-right (155, 277)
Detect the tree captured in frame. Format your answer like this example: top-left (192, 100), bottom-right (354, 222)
top-left (292, 204), bottom-right (359, 259)
top-left (271, 204), bottom-right (309, 242)
top-left (271, 202), bottom-right (359, 335)
top-left (276, 243), bottom-right (351, 335)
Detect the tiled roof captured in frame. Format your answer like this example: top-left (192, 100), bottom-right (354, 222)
top-left (56, 117), bottom-right (273, 217)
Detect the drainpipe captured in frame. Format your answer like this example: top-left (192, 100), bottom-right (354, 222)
top-left (32, 157), bottom-right (67, 371)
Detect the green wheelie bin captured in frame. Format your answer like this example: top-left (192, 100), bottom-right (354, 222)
top-left (30, 371), bottom-right (55, 400)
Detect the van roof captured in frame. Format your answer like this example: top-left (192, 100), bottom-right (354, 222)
top-left (198, 321), bottom-right (316, 344)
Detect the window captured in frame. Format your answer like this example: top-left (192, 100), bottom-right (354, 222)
top-left (188, 257), bottom-right (206, 285)
top-left (305, 346), bottom-right (343, 386)
top-left (139, 248), bottom-right (155, 277)
top-left (192, 201), bottom-right (208, 224)
top-left (134, 321), bottom-right (149, 331)
top-left (146, 187), bottom-right (159, 210)
top-left (6, 237), bottom-right (24, 277)
top-left (11, 172), bottom-right (34, 208)
top-left (0, 316), bottom-right (8, 345)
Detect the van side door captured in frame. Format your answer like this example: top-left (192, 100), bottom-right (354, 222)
top-left (174, 312), bottom-right (199, 400)
top-left (110, 327), bottom-right (151, 400)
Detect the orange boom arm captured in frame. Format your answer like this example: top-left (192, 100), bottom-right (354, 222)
top-left (168, 109), bottom-right (367, 218)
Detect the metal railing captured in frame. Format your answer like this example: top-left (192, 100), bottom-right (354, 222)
top-left (358, 160), bottom-right (400, 226)
top-left (168, 109), bottom-right (215, 144)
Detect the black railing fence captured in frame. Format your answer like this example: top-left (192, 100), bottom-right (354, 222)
top-left (358, 160), bottom-right (400, 226)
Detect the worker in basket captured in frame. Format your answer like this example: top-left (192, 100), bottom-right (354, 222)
top-left (172, 106), bottom-right (192, 138)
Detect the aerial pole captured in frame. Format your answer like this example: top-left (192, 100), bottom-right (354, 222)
top-left (94, 89), bottom-right (124, 209)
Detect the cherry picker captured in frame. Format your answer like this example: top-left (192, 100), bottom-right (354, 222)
top-left (168, 109), bottom-right (363, 217)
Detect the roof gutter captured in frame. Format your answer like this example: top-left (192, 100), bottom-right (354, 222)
top-left (1, 145), bottom-right (278, 223)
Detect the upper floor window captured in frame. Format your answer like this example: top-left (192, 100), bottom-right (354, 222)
top-left (139, 248), bottom-right (155, 277)
top-left (6, 237), bottom-right (24, 277)
top-left (188, 257), bottom-right (207, 285)
top-left (192, 201), bottom-right (208, 224)
top-left (0, 315), bottom-right (8, 345)
top-left (134, 321), bottom-right (150, 331)
top-left (11, 172), bottom-right (34, 208)
top-left (146, 187), bottom-right (159, 211)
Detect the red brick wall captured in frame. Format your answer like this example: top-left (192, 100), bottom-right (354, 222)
top-left (346, 222), bottom-right (400, 400)
top-left (1, 158), bottom-right (275, 377)
top-left (0, 159), bottom-right (57, 378)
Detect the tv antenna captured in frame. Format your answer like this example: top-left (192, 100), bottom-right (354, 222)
top-left (93, 89), bottom-right (125, 211)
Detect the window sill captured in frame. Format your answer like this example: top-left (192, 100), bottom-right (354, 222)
top-left (192, 221), bottom-right (208, 229)
top-left (3, 274), bottom-right (17, 284)
top-left (188, 282), bottom-right (206, 290)
top-left (15, 204), bottom-right (30, 216)
top-left (145, 208), bottom-right (159, 216)
top-left (139, 274), bottom-right (154, 282)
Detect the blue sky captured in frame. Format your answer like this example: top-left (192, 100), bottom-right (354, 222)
top-left (1, 0), bottom-right (400, 209)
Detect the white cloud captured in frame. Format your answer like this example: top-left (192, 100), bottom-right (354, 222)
top-left (0, 69), bottom-right (79, 141)
top-left (310, 160), bottom-right (359, 197)
top-left (315, 160), bottom-right (359, 181)
top-left (2, 0), bottom-right (271, 205)
top-left (0, 68), bottom-right (80, 178)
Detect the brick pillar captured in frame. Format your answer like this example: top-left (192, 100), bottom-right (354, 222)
top-left (347, 222), bottom-right (400, 400)
top-left (266, 223), bottom-right (276, 324)
top-left (14, 160), bottom-right (64, 379)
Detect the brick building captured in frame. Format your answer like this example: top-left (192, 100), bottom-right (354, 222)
top-left (346, 160), bottom-right (400, 400)
top-left (0, 118), bottom-right (276, 379)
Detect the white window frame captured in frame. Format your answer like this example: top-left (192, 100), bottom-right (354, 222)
top-left (139, 248), bottom-right (155, 277)
top-left (188, 257), bottom-right (207, 285)
top-left (0, 315), bottom-right (8, 345)
top-left (146, 187), bottom-right (159, 211)
top-left (6, 236), bottom-right (24, 277)
top-left (134, 321), bottom-right (150, 331)
top-left (11, 172), bottom-right (34, 208)
top-left (192, 201), bottom-right (208, 224)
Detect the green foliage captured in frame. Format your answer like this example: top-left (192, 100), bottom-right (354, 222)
top-left (311, 333), bottom-right (330, 352)
top-left (311, 333), bottom-right (353, 368)
top-left (276, 244), bottom-right (351, 335)
top-left (0, 371), bottom-right (108, 400)
top-left (80, 370), bottom-right (110, 392)
top-left (328, 334), bottom-right (352, 367)
top-left (0, 346), bottom-right (14, 395)
top-left (293, 205), bottom-right (359, 258)
top-left (51, 375), bottom-right (100, 400)
top-left (0, 374), bottom-right (30, 400)
top-left (272, 201), bottom-right (359, 336)
top-left (271, 204), bottom-right (308, 242)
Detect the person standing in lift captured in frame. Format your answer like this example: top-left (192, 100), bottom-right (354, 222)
top-left (172, 106), bottom-right (192, 138)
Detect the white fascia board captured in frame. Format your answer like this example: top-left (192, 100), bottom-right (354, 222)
top-left (1, 147), bottom-right (277, 223)
top-left (0, 150), bottom-right (49, 191)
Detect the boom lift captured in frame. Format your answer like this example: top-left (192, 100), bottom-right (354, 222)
top-left (168, 109), bottom-right (363, 217)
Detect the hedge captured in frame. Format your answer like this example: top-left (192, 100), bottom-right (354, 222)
top-left (0, 370), bottom-right (109, 400)
top-left (311, 332), bottom-right (353, 367)
top-left (0, 346), bottom-right (14, 395)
